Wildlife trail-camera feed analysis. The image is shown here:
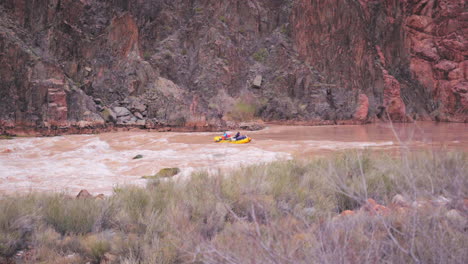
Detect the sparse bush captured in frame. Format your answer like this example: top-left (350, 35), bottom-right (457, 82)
top-left (82, 234), bottom-right (111, 263)
top-left (252, 48), bottom-right (268, 62)
top-left (113, 186), bottom-right (150, 225)
top-left (227, 101), bottom-right (258, 121)
top-left (0, 196), bottom-right (36, 259)
top-left (219, 15), bottom-right (226, 23)
top-left (1, 151), bottom-right (467, 263)
top-left (42, 195), bottom-right (102, 235)
top-left (143, 51), bottom-right (151, 61)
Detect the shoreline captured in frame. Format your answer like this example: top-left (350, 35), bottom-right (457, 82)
top-left (2, 118), bottom-right (467, 138)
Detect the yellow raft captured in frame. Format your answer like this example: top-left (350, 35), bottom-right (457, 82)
top-left (214, 136), bottom-right (252, 144)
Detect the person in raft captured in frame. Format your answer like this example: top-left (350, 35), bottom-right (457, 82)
top-left (221, 131), bottom-right (232, 140)
top-left (232, 132), bottom-right (247, 141)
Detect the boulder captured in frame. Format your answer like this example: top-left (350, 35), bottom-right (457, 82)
top-left (134, 112), bottom-right (144, 120)
top-left (133, 154), bottom-right (143, 159)
top-left (412, 39), bottom-right (440, 61)
top-left (156, 167), bottom-right (181, 177)
top-left (76, 189), bottom-right (93, 199)
top-left (406, 15), bottom-right (433, 32)
top-left (410, 58), bottom-right (436, 93)
top-left (354, 93), bottom-right (369, 121)
top-left (129, 99), bottom-right (147, 113)
top-left (382, 70), bottom-right (407, 121)
top-left (117, 115), bottom-right (137, 125)
top-left (253, 75), bottom-right (263, 88)
top-left (142, 167), bottom-right (181, 179)
top-left (113, 107), bottom-right (132, 117)
top-left (434, 60), bottom-right (458, 73)
top-left (448, 68), bottom-right (463, 80)
top-left (391, 194), bottom-right (409, 207)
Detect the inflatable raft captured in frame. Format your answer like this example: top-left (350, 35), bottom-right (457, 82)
top-left (214, 136), bottom-right (252, 144)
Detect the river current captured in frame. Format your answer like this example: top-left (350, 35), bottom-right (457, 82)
top-left (0, 122), bottom-right (466, 195)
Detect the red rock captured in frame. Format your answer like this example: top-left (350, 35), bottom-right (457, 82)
top-left (383, 70), bottom-right (407, 121)
top-left (354, 94), bottom-right (369, 121)
top-left (365, 198), bottom-right (378, 209)
top-left (362, 198), bottom-right (390, 215)
top-left (439, 40), bottom-right (465, 62)
top-left (107, 13), bottom-right (140, 58)
top-left (374, 204), bottom-right (390, 215)
top-left (434, 60), bottom-right (458, 72)
top-left (452, 81), bottom-right (468, 112)
top-left (448, 68), bottom-right (463, 80)
top-left (410, 58), bottom-right (436, 93)
top-left (340, 210), bottom-right (355, 216)
top-left (406, 15), bottom-right (433, 32)
top-left (76, 189), bottom-right (93, 199)
top-left (436, 81), bottom-right (458, 114)
top-left (413, 39), bottom-right (440, 61)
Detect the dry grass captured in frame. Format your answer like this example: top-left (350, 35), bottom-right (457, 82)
top-left (0, 150), bottom-right (466, 263)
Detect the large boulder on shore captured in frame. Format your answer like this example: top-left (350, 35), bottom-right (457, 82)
top-left (142, 168), bottom-right (181, 179)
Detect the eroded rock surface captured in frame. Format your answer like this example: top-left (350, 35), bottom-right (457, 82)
top-left (0, 0), bottom-right (466, 135)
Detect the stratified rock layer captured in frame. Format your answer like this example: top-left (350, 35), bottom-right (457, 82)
top-left (0, 0), bottom-right (466, 135)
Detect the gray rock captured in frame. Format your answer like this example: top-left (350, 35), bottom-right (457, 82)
top-left (134, 112), bottom-right (144, 120)
top-left (392, 194), bottom-right (409, 207)
top-left (136, 120), bottom-right (146, 126)
top-left (133, 154), bottom-right (143, 159)
top-left (113, 107), bottom-right (132, 117)
top-left (129, 99), bottom-right (147, 113)
top-left (253, 75), bottom-right (263, 88)
top-left (117, 115), bottom-right (137, 125)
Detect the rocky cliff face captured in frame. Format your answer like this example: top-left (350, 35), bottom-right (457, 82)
top-left (0, 0), bottom-right (466, 135)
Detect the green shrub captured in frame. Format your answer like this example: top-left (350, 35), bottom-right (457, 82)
top-left (113, 186), bottom-right (150, 224)
top-left (227, 101), bottom-right (258, 121)
top-left (252, 48), bottom-right (268, 62)
top-left (82, 234), bottom-right (111, 263)
top-left (0, 196), bottom-right (36, 258)
top-left (43, 195), bottom-right (101, 235)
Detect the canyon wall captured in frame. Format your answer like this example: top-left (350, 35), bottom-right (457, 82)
top-left (0, 0), bottom-right (466, 135)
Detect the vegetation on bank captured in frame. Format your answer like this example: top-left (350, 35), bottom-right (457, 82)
top-left (0, 151), bottom-right (467, 263)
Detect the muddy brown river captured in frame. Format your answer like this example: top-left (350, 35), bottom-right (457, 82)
top-left (0, 122), bottom-right (467, 195)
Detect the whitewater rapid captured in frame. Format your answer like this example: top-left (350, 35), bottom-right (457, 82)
top-left (1, 123), bottom-right (466, 195)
